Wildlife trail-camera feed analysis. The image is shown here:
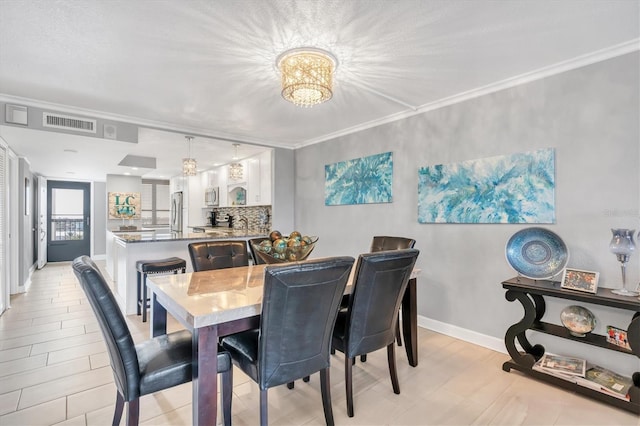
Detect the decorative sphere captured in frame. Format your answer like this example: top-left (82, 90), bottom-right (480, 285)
top-left (289, 231), bottom-right (302, 241)
top-left (560, 305), bottom-right (596, 337)
top-left (287, 238), bottom-right (301, 247)
top-left (258, 240), bottom-right (272, 253)
top-left (272, 239), bottom-right (287, 254)
top-left (302, 236), bottom-right (313, 245)
top-left (269, 230), bottom-right (282, 242)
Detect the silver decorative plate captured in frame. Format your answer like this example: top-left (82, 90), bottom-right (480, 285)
top-left (505, 227), bottom-right (569, 279)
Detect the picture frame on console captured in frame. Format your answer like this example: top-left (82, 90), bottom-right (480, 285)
top-left (561, 268), bottom-right (599, 294)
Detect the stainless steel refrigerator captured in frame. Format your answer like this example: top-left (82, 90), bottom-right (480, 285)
top-left (170, 191), bottom-right (183, 232)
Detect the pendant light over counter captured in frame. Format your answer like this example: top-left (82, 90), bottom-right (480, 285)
top-left (228, 143), bottom-right (243, 181)
top-left (182, 136), bottom-right (197, 176)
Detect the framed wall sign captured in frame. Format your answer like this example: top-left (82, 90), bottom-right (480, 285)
top-left (108, 192), bottom-right (141, 219)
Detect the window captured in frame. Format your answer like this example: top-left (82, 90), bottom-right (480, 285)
top-left (141, 180), bottom-right (170, 226)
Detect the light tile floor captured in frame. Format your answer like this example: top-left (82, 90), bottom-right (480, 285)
top-left (0, 261), bottom-right (638, 425)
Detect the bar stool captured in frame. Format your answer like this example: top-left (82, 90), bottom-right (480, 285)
top-left (136, 257), bottom-right (186, 322)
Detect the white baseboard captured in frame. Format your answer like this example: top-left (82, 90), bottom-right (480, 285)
top-left (92, 254), bottom-right (106, 261)
top-left (418, 315), bottom-right (507, 355)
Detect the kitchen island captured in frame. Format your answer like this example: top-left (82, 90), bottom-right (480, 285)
top-left (105, 228), bottom-right (268, 315)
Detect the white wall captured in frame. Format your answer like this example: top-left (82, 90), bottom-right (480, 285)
top-left (295, 52), bottom-right (639, 375)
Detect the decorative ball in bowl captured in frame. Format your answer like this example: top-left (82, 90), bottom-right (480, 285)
top-left (252, 230), bottom-right (318, 264)
top-left (560, 305), bottom-right (596, 337)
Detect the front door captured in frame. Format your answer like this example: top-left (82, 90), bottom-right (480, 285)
top-left (47, 180), bottom-right (90, 262)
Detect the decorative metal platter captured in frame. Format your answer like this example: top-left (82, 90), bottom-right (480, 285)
top-left (505, 227), bottom-right (569, 279)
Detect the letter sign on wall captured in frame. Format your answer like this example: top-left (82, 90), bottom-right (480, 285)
top-left (108, 192), bottom-right (141, 219)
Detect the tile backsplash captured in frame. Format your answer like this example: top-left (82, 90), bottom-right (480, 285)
top-left (211, 205), bottom-right (271, 232)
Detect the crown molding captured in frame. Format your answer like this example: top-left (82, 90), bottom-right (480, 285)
top-left (296, 38), bottom-right (640, 149)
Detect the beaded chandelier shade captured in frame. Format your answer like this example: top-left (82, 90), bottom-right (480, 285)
top-left (229, 144), bottom-right (243, 180)
top-left (182, 136), bottom-right (197, 176)
top-left (277, 48), bottom-right (337, 108)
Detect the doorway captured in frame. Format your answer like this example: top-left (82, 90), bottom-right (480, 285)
top-left (47, 180), bottom-right (90, 262)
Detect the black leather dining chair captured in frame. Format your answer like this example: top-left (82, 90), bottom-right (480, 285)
top-left (188, 240), bottom-right (249, 271)
top-left (332, 249), bottom-right (419, 417)
top-left (71, 256), bottom-right (233, 426)
top-left (221, 256), bottom-right (355, 426)
top-left (370, 235), bottom-right (416, 253)
top-left (370, 236), bottom-right (416, 347)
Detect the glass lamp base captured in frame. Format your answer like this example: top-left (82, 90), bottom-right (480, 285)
top-left (611, 288), bottom-right (639, 296)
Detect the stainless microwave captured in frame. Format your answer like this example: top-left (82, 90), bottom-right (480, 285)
top-left (205, 187), bottom-right (219, 206)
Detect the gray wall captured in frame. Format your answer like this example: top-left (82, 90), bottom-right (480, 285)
top-left (1, 102), bottom-right (139, 144)
top-left (295, 52), bottom-right (639, 375)
top-left (271, 147), bottom-right (295, 233)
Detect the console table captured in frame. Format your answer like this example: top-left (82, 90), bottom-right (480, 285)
top-left (501, 276), bottom-right (639, 414)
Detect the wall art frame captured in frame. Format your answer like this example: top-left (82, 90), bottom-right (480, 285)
top-left (325, 151), bottom-right (393, 206)
top-left (418, 148), bottom-right (555, 223)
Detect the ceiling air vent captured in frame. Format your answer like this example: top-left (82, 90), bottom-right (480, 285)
top-left (42, 112), bottom-right (96, 134)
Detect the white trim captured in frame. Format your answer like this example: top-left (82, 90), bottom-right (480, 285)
top-left (418, 314), bottom-right (507, 354)
top-left (298, 39), bottom-right (640, 148)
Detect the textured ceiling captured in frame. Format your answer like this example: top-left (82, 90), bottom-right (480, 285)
top-left (0, 0), bottom-right (638, 181)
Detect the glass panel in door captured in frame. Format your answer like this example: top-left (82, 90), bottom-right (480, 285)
top-left (47, 181), bottom-right (90, 262)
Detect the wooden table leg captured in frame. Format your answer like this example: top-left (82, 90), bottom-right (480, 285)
top-left (401, 277), bottom-right (418, 367)
top-left (193, 325), bottom-right (219, 426)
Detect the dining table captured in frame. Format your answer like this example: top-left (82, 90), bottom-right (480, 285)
top-left (147, 261), bottom-right (421, 426)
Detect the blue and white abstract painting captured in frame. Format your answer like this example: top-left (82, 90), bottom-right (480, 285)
top-left (418, 148), bottom-right (555, 223)
top-left (325, 152), bottom-right (393, 206)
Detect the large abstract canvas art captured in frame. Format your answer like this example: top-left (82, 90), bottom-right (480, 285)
top-left (418, 148), bottom-right (555, 223)
top-left (325, 152), bottom-right (393, 206)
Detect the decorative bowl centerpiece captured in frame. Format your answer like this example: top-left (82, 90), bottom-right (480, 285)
top-left (505, 227), bottom-right (569, 279)
top-left (560, 305), bottom-right (596, 337)
top-left (251, 230), bottom-right (318, 264)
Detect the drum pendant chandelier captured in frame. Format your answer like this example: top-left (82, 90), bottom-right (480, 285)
top-left (228, 144), bottom-right (243, 181)
top-left (182, 136), bottom-right (197, 176)
top-left (277, 48), bottom-right (337, 108)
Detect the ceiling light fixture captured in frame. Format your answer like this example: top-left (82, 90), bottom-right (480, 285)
top-left (183, 136), bottom-right (197, 176)
top-left (229, 144), bottom-right (243, 181)
top-left (277, 47), bottom-right (337, 108)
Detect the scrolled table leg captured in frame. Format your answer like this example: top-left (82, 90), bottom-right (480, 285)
top-left (503, 289), bottom-right (545, 369)
top-left (627, 312), bottom-right (639, 357)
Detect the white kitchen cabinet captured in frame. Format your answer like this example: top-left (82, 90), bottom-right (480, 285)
top-left (218, 165), bottom-right (229, 206)
top-left (246, 157), bottom-right (260, 205)
top-left (187, 174), bottom-right (202, 227)
top-left (246, 150), bottom-right (272, 205)
top-left (259, 150), bottom-right (272, 205)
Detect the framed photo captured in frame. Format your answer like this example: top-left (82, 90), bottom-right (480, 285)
top-left (561, 268), bottom-right (599, 293)
top-left (606, 325), bottom-right (631, 350)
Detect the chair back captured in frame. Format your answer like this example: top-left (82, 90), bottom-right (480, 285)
top-left (188, 240), bottom-right (249, 271)
top-left (370, 236), bottom-right (416, 252)
top-left (71, 256), bottom-right (139, 400)
top-left (258, 257), bottom-right (354, 389)
top-left (342, 249), bottom-right (419, 358)
top-left (248, 237), bottom-right (270, 265)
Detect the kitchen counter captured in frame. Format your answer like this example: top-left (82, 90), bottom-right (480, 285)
top-left (112, 228), bottom-right (267, 243)
top-left (105, 229), bottom-right (268, 315)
